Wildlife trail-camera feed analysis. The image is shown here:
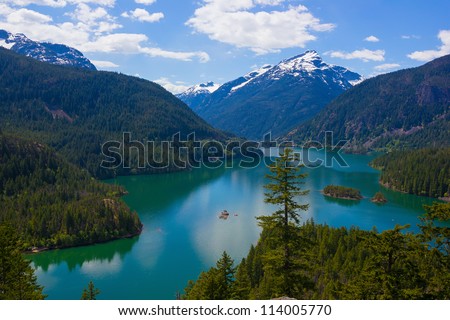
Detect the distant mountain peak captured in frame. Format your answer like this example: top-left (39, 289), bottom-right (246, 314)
top-left (197, 81), bottom-right (221, 93)
top-left (181, 81), bottom-right (221, 96)
top-left (176, 81), bottom-right (221, 110)
top-left (0, 29), bottom-right (96, 71)
top-left (178, 50), bottom-right (364, 139)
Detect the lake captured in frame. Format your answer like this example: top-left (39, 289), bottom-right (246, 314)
top-left (30, 151), bottom-right (437, 299)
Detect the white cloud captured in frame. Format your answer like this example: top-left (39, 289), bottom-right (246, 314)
top-left (135, 0), bottom-right (156, 5)
top-left (79, 33), bottom-right (148, 52)
top-left (68, 3), bottom-right (122, 34)
top-left (255, 0), bottom-right (284, 5)
top-left (121, 8), bottom-right (164, 23)
top-left (91, 60), bottom-right (119, 68)
top-left (0, 2), bottom-right (209, 63)
top-left (6, 8), bottom-right (52, 24)
top-left (407, 30), bottom-right (450, 61)
top-left (364, 35), bottom-right (379, 42)
top-left (374, 63), bottom-right (400, 71)
top-left (79, 33), bottom-right (210, 62)
top-left (1, 0), bottom-right (67, 7)
top-left (401, 34), bottom-right (420, 40)
top-left (186, 0), bottom-right (334, 54)
top-left (140, 47), bottom-right (210, 62)
top-left (154, 77), bottom-right (190, 94)
top-left (327, 49), bottom-right (385, 62)
top-left (1, 0), bottom-right (115, 7)
top-left (0, 3), bottom-right (14, 15)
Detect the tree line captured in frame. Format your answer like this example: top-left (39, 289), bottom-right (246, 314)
top-left (371, 148), bottom-right (450, 198)
top-left (0, 134), bottom-right (142, 249)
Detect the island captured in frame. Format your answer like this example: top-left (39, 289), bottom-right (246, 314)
top-left (371, 192), bottom-right (388, 204)
top-left (323, 185), bottom-right (363, 200)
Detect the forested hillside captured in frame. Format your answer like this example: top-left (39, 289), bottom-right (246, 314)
top-left (289, 54), bottom-right (450, 151)
top-left (0, 135), bottom-right (142, 249)
top-left (0, 48), bottom-right (228, 178)
top-left (371, 148), bottom-right (450, 198)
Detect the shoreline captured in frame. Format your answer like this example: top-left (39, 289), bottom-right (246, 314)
top-left (321, 191), bottom-right (363, 201)
top-left (380, 180), bottom-right (449, 202)
top-left (25, 227), bottom-right (143, 254)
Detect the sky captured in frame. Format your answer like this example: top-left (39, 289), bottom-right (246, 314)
top-left (0, 0), bottom-right (449, 94)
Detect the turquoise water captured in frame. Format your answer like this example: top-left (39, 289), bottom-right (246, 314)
top-left (30, 152), bottom-right (437, 299)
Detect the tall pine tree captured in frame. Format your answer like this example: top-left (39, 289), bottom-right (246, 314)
top-left (257, 148), bottom-right (311, 298)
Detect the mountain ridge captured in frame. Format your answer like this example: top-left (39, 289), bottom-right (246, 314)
top-left (178, 50), bottom-right (363, 139)
top-left (0, 29), bottom-right (96, 70)
top-left (0, 48), bottom-right (229, 178)
top-left (288, 54), bottom-right (450, 150)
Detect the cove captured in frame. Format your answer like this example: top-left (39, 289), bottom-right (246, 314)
top-left (30, 151), bottom-right (437, 299)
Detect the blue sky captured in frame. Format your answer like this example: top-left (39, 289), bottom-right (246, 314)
top-left (0, 0), bottom-right (449, 93)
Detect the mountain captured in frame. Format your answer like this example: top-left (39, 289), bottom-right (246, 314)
top-left (0, 29), bottom-right (96, 70)
top-left (181, 51), bottom-right (363, 139)
top-left (0, 48), bottom-right (229, 178)
top-left (289, 54), bottom-right (450, 151)
top-left (176, 82), bottom-right (220, 111)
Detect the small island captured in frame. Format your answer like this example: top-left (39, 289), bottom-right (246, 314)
top-left (323, 185), bottom-right (363, 200)
top-left (371, 192), bottom-right (388, 204)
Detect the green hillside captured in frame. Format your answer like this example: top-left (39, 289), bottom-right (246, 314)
top-left (0, 48), bottom-right (228, 178)
top-left (0, 134), bottom-right (142, 249)
top-left (371, 148), bottom-right (450, 198)
top-left (289, 54), bottom-right (450, 151)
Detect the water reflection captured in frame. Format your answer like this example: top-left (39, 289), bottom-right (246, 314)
top-left (30, 236), bottom-right (139, 272)
top-left (323, 195), bottom-right (362, 207)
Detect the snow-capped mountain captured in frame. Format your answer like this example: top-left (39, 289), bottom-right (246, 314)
top-left (0, 30), bottom-right (96, 70)
top-left (176, 82), bottom-right (220, 111)
top-left (182, 50), bottom-right (363, 139)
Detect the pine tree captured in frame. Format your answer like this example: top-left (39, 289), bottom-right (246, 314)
top-left (0, 224), bottom-right (45, 300)
top-left (232, 259), bottom-right (251, 299)
top-left (81, 281), bottom-right (100, 300)
top-left (419, 203), bottom-right (450, 255)
top-left (214, 251), bottom-right (236, 300)
top-left (257, 148), bottom-right (311, 298)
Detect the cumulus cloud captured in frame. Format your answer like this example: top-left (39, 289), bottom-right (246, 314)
top-left (6, 8), bottom-right (52, 24)
top-left (0, 8), bottom-right (90, 45)
top-left (186, 0), bottom-right (334, 54)
top-left (374, 63), bottom-right (400, 71)
top-left (364, 35), bottom-right (379, 42)
top-left (135, 0), bottom-right (156, 5)
top-left (327, 49), bottom-right (385, 62)
top-left (121, 8), bottom-right (164, 23)
top-left (1, 0), bottom-right (115, 7)
top-left (0, 3), bottom-right (14, 15)
top-left (154, 77), bottom-right (190, 94)
top-left (91, 60), bottom-right (119, 68)
top-left (140, 47), bottom-right (210, 62)
top-left (0, 5), bottom-right (209, 63)
top-left (68, 3), bottom-right (122, 34)
top-left (79, 33), bottom-right (147, 52)
top-left (408, 30), bottom-right (450, 61)
top-left (78, 33), bottom-right (210, 62)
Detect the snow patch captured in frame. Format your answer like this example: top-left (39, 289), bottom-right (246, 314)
top-left (349, 77), bottom-right (365, 86)
top-left (0, 39), bottom-right (14, 49)
top-left (230, 64), bottom-right (272, 92)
